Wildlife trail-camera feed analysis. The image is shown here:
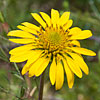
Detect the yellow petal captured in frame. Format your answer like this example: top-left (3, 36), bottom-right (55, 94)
top-left (55, 61), bottom-right (64, 90)
top-left (51, 9), bottom-right (59, 27)
top-left (9, 38), bottom-right (34, 44)
top-left (64, 20), bottom-right (73, 31)
top-left (22, 60), bottom-right (34, 75)
top-left (49, 57), bottom-right (56, 85)
top-left (63, 59), bottom-right (74, 88)
top-left (8, 30), bottom-right (35, 39)
top-left (31, 13), bottom-right (46, 28)
top-left (40, 12), bottom-right (51, 26)
top-left (70, 40), bottom-right (80, 47)
top-left (10, 50), bottom-right (34, 62)
top-left (21, 50), bottom-right (43, 75)
top-left (29, 57), bottom-right (49, 77)
top-left (28, 57), bottom-right (44, 77)
top-left (65, 55), bottom-right (82, 78)
top-left (69, 47), bottom-right (96, 56)
top-left (17, 25), bottom-right (38, 35)
top-left (70, 30), bottom-right (92, 40)
top-left (59, 12), bottom-right (70, 26)
top-left (9, 44), bottom-right (35, 55)
top-left (21, 22), bottom-right (40, 31)
top-left (68, 52), bottom-right (89, 75)
top-left (68, 27), bottom-right (81, 35)
top-left (35, 57), bottom-right (50, 76)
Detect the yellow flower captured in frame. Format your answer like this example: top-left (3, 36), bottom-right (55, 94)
top-left (8, 9), bottom-right (96, 90)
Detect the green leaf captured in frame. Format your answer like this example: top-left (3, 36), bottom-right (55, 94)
top-left (0, 12), bottom-right (4, 23)
top-left (10, 70), bottom-right (24, 81)
top-left (13, 63), bottom-right (20, 74)
top-left (14, 73), bottom-right (24, 80)
top-left (20, 86), bottom-right (25, 98)
top-left (0, 84), bottom-right (8, 93)
top-left (0, 47), bottom-right (9, 62)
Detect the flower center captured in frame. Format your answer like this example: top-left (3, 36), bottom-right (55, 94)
top-left (47, 31), bottom-right (61, 45)
top-left (36, 26), bottom-right (68, 54)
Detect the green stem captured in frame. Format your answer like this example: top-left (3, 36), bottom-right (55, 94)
top-left (38, 71), bottom-right (45, 100)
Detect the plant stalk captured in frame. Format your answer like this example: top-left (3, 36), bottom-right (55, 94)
top-left (38, 71), bottom-right (45, 100)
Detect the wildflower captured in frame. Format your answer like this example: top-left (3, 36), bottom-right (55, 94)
top-left (8, 9), bottom-right (96, 90)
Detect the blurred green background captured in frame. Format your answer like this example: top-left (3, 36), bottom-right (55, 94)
top-left (0, 0), bottom-right (100, 100)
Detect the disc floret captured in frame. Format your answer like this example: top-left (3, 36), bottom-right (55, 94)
top-left (37, 25), bottom-right (68, 55)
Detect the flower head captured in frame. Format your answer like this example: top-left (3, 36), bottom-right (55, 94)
top-left (8, 9), bottom-right (96, 90)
